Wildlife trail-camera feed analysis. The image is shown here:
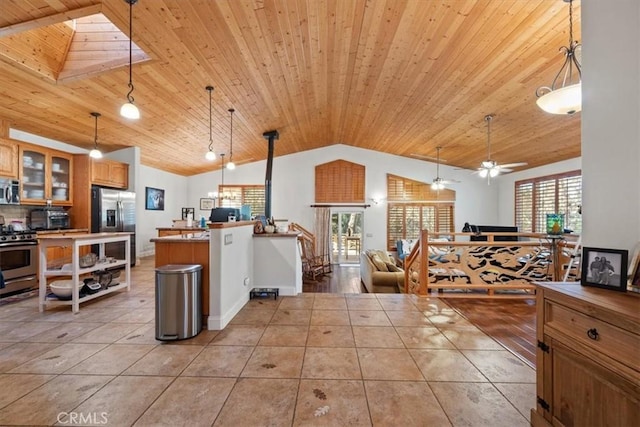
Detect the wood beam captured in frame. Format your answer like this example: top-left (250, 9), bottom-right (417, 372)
top-left (0, 4), bottom-right (103, 38)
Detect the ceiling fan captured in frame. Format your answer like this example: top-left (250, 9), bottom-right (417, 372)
top-left (431, 146), bottom-right (460, 191)
top-left (477, 114), bottom-right (527, 184)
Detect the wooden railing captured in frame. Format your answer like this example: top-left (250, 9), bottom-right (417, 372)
top-left (403, 230), bottom-right (581, 297)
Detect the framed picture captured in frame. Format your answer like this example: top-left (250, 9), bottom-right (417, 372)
top-left (181, 207), bottom-right (195, 220)
top-left (581, 247), bottom-right (628, 292)
top-left (627, 242), bottom-right (640, 293)
top-left (145, 187), bottom-right (165, 211)
top-left (200, 198), bottom-right (214, 210)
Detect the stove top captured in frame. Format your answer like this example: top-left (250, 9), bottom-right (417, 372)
top-left (0, 229), bottom-right (37, 243)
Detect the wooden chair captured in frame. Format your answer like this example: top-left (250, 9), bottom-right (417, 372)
top-left (300, 236), bottom-right (330, 280)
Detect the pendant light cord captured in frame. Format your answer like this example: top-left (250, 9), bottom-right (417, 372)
top-left (228, 109), bottom-right (235, 161)
top-left (207, 86), bottom-right (214, 151)
top-left (485, 115), bottom-right (492, 160)
top-left (94, 114), bottom-right (99, 147)
top-left (126, 0), bottom-right (135, 103)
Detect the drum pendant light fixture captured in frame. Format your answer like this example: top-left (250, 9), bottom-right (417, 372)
top-left (120, 0), bottom-right (140, 119)
top-left (226, 108), bottom-right (236, 170)
top-left (535, 0), bottom-right (581, 115)
top-left (89, 112), bottom-right (103, 159)
top-left (205, 86), bottom-right (216, 161)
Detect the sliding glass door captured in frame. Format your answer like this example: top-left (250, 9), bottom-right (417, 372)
top-left (331, 210), bottom-right (363, 264)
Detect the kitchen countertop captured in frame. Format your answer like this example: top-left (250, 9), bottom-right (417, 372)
top-left (150, 232), bottom-right (210, 242)
top-left (37, 232), bottom-right (132, 241)
top-left (156, 227), bottom-right (207, 231)
top-left (253, 232), bottom-right (300, 238)
top-left (35, 228), bottom-right (89, 235)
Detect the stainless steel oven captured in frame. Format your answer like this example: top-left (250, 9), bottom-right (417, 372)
top-left (0, 239), bottom-right (38, 297)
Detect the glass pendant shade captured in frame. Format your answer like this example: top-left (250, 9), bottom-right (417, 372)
top-left (89, 148), bottom-right (103, 159)
top-left (120, 102), bottom-right (140, 119)
top-left (536, 83), bottom-right (582, 115)
top-left (431, 181), bottom-right (444, 191)
top-left (478, 168), bottom-right (489, 178)
top-left (489, 168), bottom-right (500, 178)
top-left (205, 150), bottom-right (216, 161)
top-left (226, 161), bottom-right (236, 170)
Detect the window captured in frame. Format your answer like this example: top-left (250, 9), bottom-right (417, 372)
top-left (515, 170), bottom-right (582, 233)
top-left (219, 185), bottom-right (265, 216)
top-left (386, 174), bottom-right (455, 250)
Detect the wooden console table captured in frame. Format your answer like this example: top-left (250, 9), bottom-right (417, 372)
top-left (38, 232), bottom-right (131, 313)
top-left (532, 283), bottom-right (640, 426)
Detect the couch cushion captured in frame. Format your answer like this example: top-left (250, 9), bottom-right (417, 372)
top-left (368, 252), bottom-right (389, 272)
top-left (386, 263), bottom-right (402, 273)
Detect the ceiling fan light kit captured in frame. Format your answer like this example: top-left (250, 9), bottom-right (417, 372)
top-left (477, 114), bottom-right (527, 184)
top-left (535, 0), bottom-right (581, 115)
top-left (120, 0), bottom-right (140, 120)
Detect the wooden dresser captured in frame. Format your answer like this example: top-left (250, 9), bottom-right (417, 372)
top-left (532, 283), bottom-right (640, 426)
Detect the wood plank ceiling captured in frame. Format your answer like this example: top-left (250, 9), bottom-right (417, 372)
top-left (0, 0), bottom-right (581, 176)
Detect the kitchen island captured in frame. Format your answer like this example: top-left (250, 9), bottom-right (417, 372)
top-left (37, 232), bottom-right (131, 313)
top-left (156, 226), bottom-right (207, 237)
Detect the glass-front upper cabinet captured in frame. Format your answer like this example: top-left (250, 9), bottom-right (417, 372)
top-left (19, 145), bottom-right (73, 206)
top-left (20, 147), bottom-right (46, 203)
top-left (51, 154), bottom-right (71, 203)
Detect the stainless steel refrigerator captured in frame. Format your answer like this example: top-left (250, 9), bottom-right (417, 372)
top-left (91, 186), bottom-right (136, 266)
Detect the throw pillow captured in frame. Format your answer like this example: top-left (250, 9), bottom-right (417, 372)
top-left (386, 262), bottom-right (401, 272)
top-left (370, 253), bottom-right (389, 272)
top-left (401, 239), bottom-right (417, 255)
top-left (374, 250), bottom-right (393, 265)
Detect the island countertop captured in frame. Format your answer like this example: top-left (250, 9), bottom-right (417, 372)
top-left (150, 232), bottom-right (210, 242)
top-left (37, 232), bottom-right (132, 241)
top-left (156, 227), bottom-right (206, 232)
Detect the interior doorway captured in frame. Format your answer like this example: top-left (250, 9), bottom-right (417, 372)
top-left (331, 210), bottom-right (363, 264)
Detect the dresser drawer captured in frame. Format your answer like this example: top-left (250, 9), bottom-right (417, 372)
top-left (545, 301), bottom-right (640, 372)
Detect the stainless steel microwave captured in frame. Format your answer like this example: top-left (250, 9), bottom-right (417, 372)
top-left (0, 179), bottom-right (20, 205)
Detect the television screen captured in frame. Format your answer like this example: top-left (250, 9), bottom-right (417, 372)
top-left (209, 207), bottom-right (240, 222)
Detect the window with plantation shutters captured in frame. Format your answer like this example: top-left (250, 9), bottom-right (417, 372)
top-left (315, 160), bottom-right (365, 203)
top-left (386, 174), bottom-right (455, 250)
top-left (219, 185), bottom-right (265, 216)
top-left (515, 170), bottom-right (582, 233)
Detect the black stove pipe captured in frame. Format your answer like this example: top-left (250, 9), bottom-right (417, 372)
top-left (262, 130), bottom-right (279, 219)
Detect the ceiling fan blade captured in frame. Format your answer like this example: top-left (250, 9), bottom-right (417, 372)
top-left (410, 153), bottom-right (449, 162)
top-left (441, 178), bottom-right (461, 184)
top-left (499, 168), bottom-right (513, 173)
top-left (498, 162), bottom-right (527, 169)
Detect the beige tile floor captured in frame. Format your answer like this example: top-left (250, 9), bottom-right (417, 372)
top-left (0, 258), bottom-right (535, 426)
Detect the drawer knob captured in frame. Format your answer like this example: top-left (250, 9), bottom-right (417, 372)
top-left (587, 328), bottom-right (599, 340)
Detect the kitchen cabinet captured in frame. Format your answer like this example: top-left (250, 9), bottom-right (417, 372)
top-left (157, 227), bottom-right (206, 237)
top-left (0, 139), bottom-right (18, 178)
top-left (532, 283), bottom-right (640, 426)
top-left (37, 232), bottom-right (131, 313)
top-left (90, 158), bottom-right (129, 189)
top-left (19, 143), bottom-right (73, 206)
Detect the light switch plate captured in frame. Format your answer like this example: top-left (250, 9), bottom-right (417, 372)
top-left (224, 233), bottom-right (232, 245)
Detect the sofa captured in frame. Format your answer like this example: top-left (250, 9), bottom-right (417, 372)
top-left (360, 250), bottom-right (405, 293)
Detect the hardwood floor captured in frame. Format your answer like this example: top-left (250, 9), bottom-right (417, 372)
top-left (442, 298), bottom-right (537, 367)
top-left (303, 264), bottom-right (537, 368)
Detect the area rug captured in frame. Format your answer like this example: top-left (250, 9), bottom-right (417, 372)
top-left (0, 289), bottom-right (39, 306)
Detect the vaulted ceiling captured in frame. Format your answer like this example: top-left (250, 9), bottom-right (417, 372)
top-left (0, 0), bottom-right (581, 176)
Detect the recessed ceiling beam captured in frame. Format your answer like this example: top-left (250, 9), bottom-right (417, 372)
top-left (0, 4), bottom-right (102, 38)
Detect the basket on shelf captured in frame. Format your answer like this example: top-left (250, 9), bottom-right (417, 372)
top-left (79, 253), bottom-right (98, 268)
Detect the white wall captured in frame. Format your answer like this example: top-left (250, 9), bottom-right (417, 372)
top-left (188, 144), bottom-right (497, 250)
top-left (581, 0), bottom-right (640, 252)
top-left (138, 165), bottom-right (188, 256)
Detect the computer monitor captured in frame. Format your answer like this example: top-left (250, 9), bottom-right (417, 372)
top-left (209, 207), bottom-right (240, 222)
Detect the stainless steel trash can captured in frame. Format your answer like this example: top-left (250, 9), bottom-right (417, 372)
top-left (155, 264), bottom-right (202, 340)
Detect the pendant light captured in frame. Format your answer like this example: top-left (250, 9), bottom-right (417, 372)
top-left (204, 86), bottom-right (216, 161)
top-left (89, 112), bottom-right (103, 159)
top-left (120, 0), bottom-right (140, 119)
top-left (535, 0), bottom-right (581, 115)
top-left (220, 153), bottom-right (226, 199)
top-left (226, 108), bottom-right (236, 170)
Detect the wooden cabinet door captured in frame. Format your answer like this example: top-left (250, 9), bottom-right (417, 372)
top-left (545, 337), bottom-right (640, 426)
top-left (91, 159), bottom-right (129, 189)
top-left (0, 139), bottom-right (18, 178)
top-left (110, 162), bottom-right (128, 189)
